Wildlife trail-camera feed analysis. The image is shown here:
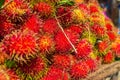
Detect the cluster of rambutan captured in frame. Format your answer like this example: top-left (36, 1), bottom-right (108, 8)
top-left (0, 0), bottom-right (119, 80)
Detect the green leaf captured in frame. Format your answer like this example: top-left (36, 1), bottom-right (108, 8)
top-left (0, 0), bottom-right (5, 8)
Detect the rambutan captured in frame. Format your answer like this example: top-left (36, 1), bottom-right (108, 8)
top-left (16, 56), bottom-right (47, 80)
top-left (34, 2), bottom-right (53, 17)
top-left (38, 35), bottom-right (55, 53)
top-left (89, 4), bottom-right (99, 14)
top-left (42, 67), bottom-right (69, 80)
top-left (85, 59), bottom-right (97, 71)
top-left (98, 40), bottom-right (108, 52)
top-left (91, 24), bottom-right (105, 37)
top-left (0, 66), bottom-right (19, 80)
top-left (112, 44), bottom-right (120, 58)
top-left (107, 31), bottom-right (116, 41)
top-left (103, 51), bottom-right (114, 63)
top-left (4, 0), bottom-right (29, 16)
top-left (57, 6), bottom-right (72, 25)
top-left (55, 29), bottom-right (79, 52)
top-left (70, 61), bottom-right (89, 79)
top-left (105, 23), bottom-right (113, 31)
top-left (23, 15), bottom-right (43, 33)
top-left (79, 4), bottom-right (89, 15)
top-left (68, 25), bottom-right (83, 35)
top-left (1, 29), bottom-right (38, 63)
top-left (76, 39), bottom-right (92, 58)
top-left (53, 54), bottom-right (76, 70)
top-left (43, 18), bottom-right (58, 34)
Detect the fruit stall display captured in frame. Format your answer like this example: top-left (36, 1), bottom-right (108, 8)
top-left (0, 0), bottom-right (120, 80)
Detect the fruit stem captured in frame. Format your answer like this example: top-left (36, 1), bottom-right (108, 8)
top-left (54, 14), bottom-right (77, 54)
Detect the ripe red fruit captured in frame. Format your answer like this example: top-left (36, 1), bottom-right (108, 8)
top-left (76, 39), bottom-right (92, 58)
top-left (34, 2), bottom-right (52, 16)
top-left (1, 29), bottom-right (38, 63)
top-left (107, 31), bottom-right (116, 41)
top-left (70, 61), bottom-right (89, 78)
top-left (79, 4), bottom-right (89, 15)
top-left (55, 29), bottom-right (79, 52)
top-left (105, 23), bottom-right (113, 31)
top-left (91, 24), bottom-right (105, 37)
top-left (98, 40), bottom-right (108, 52)
top-left (104, 51), bottom-right (114, 63)
top-left (38, 35), bottom-right (54, 53)
top-left (43, 18), bottom-right (58, 34)
top-left (89, 4), bottom-right (99, 14)
top-left (23, 15), bottom-right (43, 33)
top-left (17, 56), bottom-right (47, 79)
top-left (42, 67), bottom-right (69, 80)
top-left (112, 44), bottom-right (120, 58)
top-left (85, 59), bottom-right (97, 71)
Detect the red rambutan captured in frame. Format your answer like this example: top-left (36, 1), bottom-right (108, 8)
top-left (79, 4), bottom-right (89, 15)
top-left (23, 15), bottom-right (43, 33)
top-left (76, 39), bottom-right (92, 58)
top-left (89, 4), bottom-right (99, 14)
top-left (55, 29), bottom-right (79, 52)
top-left (85, 59), bottom-right (97, 71)
top-left (70, 61), bottom-right (89, 79)
top-left (17, 56), bottom-right (47, 79)
top-left (34, 2), bottom-right (52, 16)
top-left (43, 18), bottom-right (58, 34)
top-left (107, 31), bottom-right (116, 41)
top-left (105, 23), bottom-right (113, 31)
top-left (91, 24), bottom-right (105, 37)
top-left (1, 29), bottom-right (38, 63)
top-left (98, 40), bottom-right (108, 52)
top-left (103, 51), bottom-right (114, 63)
top-left (112, 44), bottom-right (120, 58)
top-left (53, 54), bottom-right (76, 70)
top-left (42, 67), bottom-right (69, 80)
top-left (38, 35), bottom-right (55, 53)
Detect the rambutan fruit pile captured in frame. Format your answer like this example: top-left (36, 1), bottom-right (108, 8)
top-left (0, 0), bottom-right (119, 80)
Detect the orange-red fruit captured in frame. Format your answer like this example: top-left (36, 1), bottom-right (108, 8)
top-left (76, 39), bottom-right (92, 58)
top-left (89, 4), bottom-right (99, 14)
top-left (70, 61), bottom-right (89, 78)
top-left (43, 18), bottom-right (58, 34)
top-left (98, 40), bottom-right (108, 52)
top-left (34, 2), bottom-right (52, 15)
top-left (42, 67), bottom-right (69, 80)
top-left (104, 51), bottom-right (114, 63)
top-left (105, 23), bottom-right (113, 31)
top-left (107, 31), bottom-right (116, 41)
top-left (38, 35), bottom-right (54, 52)
top-left (55, 29), bottom-right (79, 52)
top-left (23, 15), bottom-right (43, 33)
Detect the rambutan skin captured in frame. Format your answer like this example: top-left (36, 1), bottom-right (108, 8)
top-left (43, 18), bottom-right (58, 34)
top-left (70, 61), bottom-right (89, 78)
top-left (38, 35), bottom-right (54, 53)
top-left (55, 29), bottom-right (79, 52)
top-left (76, 39), bottom-right (92, 58)
top-left (103, 51), bottom-right (114, 63)
top-left (107, 31), bottom-right (116, 41)
top-left (1, 29), bottom-right (38, 62)
top-left (98, 40), bottom-right (108, 52)
top-left (34, 2), bottom-right (52, 16)
top-left (23, 15), bottom-right (43, 33)
top-left (42, 67), bottom-right (69, 80)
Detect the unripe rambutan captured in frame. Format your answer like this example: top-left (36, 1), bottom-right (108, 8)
top-left (55, 29), bottom-right (79, 52)
top-left (103, 51), bottom-right (114, 63)
top-left (42, 67), bottom-right (69, 80)
top-left (16, 56), bottom-right (47, 80)
top-left (23, 15), bottom-right (43, 33)
top-left (1, 29), bottom-right (38, 63)
top-left (107, 31), bottom-right (116, 41)
top-left (70, 61), bottom-right (89, 79)
top-left (43, 18), bottom-right (58, 34)
top-left (76, 39), bottom-right (92, 58)
top-left (0, 51), bottom-right (8, 64)
top-left (34, 2), bottom-right (53, 17)
top-left (53, 54), bottom-right (76, 70)
top-left (38, 34), bottom-right (55, 53)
